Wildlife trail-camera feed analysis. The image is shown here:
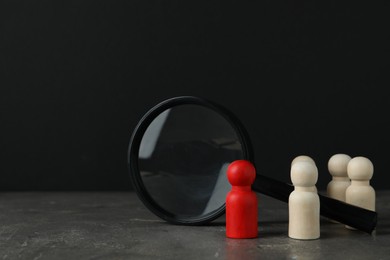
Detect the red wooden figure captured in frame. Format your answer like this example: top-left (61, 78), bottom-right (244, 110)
top-left (226, 160), bottom-right (258, 239)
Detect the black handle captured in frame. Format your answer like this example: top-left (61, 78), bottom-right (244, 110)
top-left (252, 174), bottom-right (377, 234)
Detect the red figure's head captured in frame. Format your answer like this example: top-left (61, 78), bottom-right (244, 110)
top-left (227, 160), bottom-right (256, 186)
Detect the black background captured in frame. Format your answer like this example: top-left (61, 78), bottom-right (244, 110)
top-left (1, 1), bottom-right (389, 191)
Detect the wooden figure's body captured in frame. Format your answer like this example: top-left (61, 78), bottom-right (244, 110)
top-left (346, 183), bottom-right (375, 211)
top-left (288, 161), bottom-right (320, 240)
top-left (226, 188), bottom-right (258, 238)
top-left (346, 156), bottom-right (375, 230)
top-left (226, 160), bottom-right (258, 239)
top-left (327, 178), bottom-right (351, 202)
top-left (289, 188), bottom-right (320, 239)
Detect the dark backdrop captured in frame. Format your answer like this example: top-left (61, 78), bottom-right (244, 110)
top-left (1, 1), bottom-right (389, 190)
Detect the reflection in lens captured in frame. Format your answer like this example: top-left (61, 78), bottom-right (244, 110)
top-left (138, 104), bottom-right (245, 218)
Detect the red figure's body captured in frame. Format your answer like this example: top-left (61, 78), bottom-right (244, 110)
top-left (226, 160), bottom-right (258, 239)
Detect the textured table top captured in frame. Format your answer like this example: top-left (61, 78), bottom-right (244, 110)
top-left (0, 191), bottom-right (389, 260)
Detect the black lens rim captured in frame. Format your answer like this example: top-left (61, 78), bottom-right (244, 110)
top-left (127, 96), bottom-right (254, 225)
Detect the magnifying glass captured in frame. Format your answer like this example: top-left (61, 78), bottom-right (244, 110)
top-left (127, 96), bottom-right (377, 233)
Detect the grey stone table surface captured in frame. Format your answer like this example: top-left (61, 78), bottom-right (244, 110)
top-left (0, 191), bottom-right (389, 260)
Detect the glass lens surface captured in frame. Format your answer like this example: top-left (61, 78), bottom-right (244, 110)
top-left (138, 104), bottom-right (245, 218)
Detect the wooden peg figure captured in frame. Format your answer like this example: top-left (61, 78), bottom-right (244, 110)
top-left (327, 153), bottom-right (351, 202)
top-left (288, 161), bottom-right (320, 240)
top-left (345, 156), bottom-right (375, 230)
top-left (226, 160), bottom-right (258, 239)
